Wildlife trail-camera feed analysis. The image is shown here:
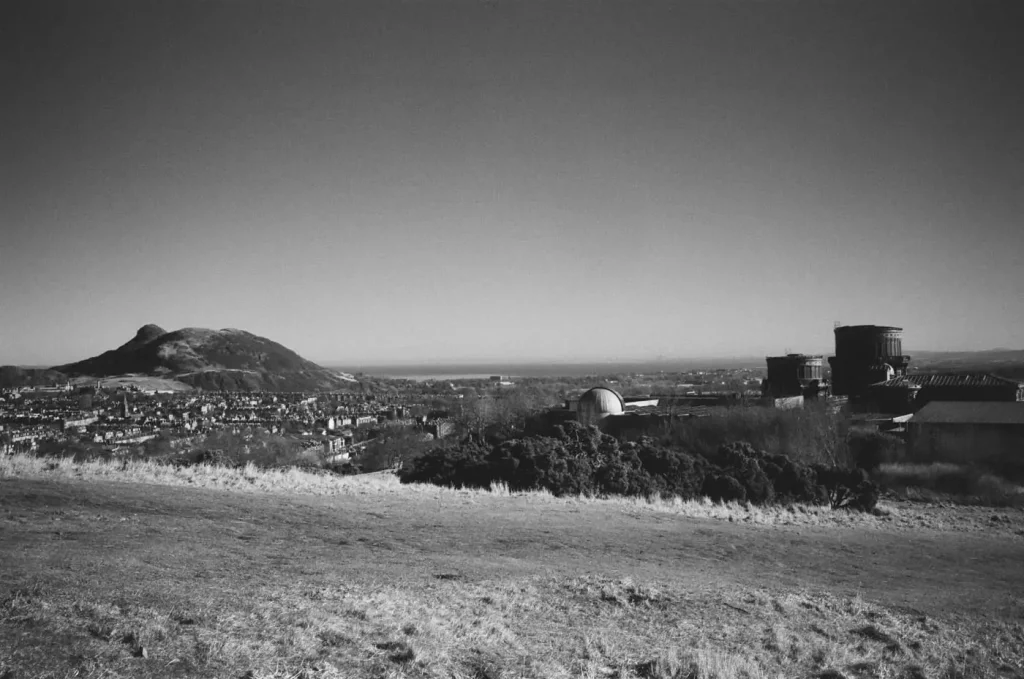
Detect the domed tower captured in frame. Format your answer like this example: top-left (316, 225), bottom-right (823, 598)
top-left (764, 354), bottom-right (826, 397)
top-left (828, 325), bottom-right (910, 397)
top-left (576, 387), bottom-right (625, 426)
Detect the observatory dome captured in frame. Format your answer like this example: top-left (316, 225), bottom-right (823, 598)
top-left (577, 387), bottom-right (625, 425)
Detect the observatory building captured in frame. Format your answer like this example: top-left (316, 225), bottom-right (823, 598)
top-left (528, 386), bottom-right (661, 434)
top-left (575, 387), bottom-right (626, 426)
top-left (828, 325), bottom-right (911, 398)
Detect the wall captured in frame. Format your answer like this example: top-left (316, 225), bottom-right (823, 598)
top-left (865, 386), bottom-right (920, 415)
top-left (772, 395), bottom-right (805, 410)
top-left (908, 422), bottom-right (1024, 479)
top-left (601, 412), bottom-right (673, 438)
top-left (918, 385), bottom-right (1021, 404)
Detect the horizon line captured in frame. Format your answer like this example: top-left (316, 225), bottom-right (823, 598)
top-left (5, 347), bottom-right (1022, 371)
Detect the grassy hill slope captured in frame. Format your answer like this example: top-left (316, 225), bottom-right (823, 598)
top-left (1, 464), bottom-right (1022, 678)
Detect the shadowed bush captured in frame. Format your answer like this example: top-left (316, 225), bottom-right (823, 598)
top-left (398, 426), bottom-right (879, 511)
top-left (848, 429), bottom-right (904, 471)
top-left (813, 466), bottom-right (878, 511)
top-left (396, 441), bottom-right (492, 489)
top-left (702, 474), bottom-right (747, 503)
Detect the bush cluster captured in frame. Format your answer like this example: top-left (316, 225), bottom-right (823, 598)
top-left (848, 429), bottom-right (905, 471)
top-left (399, 422), bottom-right (879, 511)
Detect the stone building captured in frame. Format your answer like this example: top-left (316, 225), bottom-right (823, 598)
top-left (907, 401), bottom-right (1024, 479)
top-left (868, 373), bottom-right (1024, 414)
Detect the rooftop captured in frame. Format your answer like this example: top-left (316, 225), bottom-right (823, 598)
top-left (869, 376), bottom-right (924, 390)
top-left (914, 373), bottom-right (1022, 388)
top-left (872, 373), bottom-right (1022, 389)
top-left (834, 325), bottom-right (903, 333)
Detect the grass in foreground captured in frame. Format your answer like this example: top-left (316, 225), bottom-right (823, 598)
top-left (2, 454), bottom-right (1024, 677)
top-left (3, 560), bottom-right (1022, 679)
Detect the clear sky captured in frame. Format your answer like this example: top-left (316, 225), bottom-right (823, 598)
top-left (2, 1), bottom-right (1022, 367)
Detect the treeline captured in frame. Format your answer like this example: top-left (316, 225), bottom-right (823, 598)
top-left (399, 421), bottom-right (879, 511)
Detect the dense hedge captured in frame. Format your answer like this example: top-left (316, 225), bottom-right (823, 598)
top-left (399, 421), bottom-right (879, 511)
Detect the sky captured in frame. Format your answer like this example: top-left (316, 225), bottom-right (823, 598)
top-left (2, 0), bottom-right (1023, 367)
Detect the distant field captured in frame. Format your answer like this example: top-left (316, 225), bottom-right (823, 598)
top-left (73, 374), bottom-right (193, 392)
top-left (2, 461), bottom-right (1023, 678)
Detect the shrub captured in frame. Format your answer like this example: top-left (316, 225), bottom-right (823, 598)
top-left (196, 430), bottom-right (308, 469)
top-left (397, 442), bottom-right (491, 489)
top-left (813, 465), bottom-right (879, 511)
top-left (630, 440), bottom-right (708, 499)
top-left (35, 440), bottom-right (110, 463)
top-left (325, 461), bottom-right (361, 476)
top-left (768, 456), bottom-right (828, 505)
top-left (703, 443), bottom-right (775, 504)
top-left (848, 429), bottom-right (904, 471)
top-left (702, 474), bottom-right (747, 503)
top-left (397, 430), bottom-right (877, 511)
top-left (491, 436), bottom-right (580, 493)
top-left (358, 429), bottom-right (435, 472)
top-left (196, 449), bottom-right (237, 467)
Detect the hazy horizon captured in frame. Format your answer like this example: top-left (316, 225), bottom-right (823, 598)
top-left (3, 1), bottom-right (1023, 366)
top-left (6, 326), bottom-right (1021, 372)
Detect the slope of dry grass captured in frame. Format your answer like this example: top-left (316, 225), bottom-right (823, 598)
top-left (5, 566), bottom-right (1021, 679)
top-left (2, 455), bottom-right (1024, 678)
top-left (3, 452), bottom-right (1023, 536)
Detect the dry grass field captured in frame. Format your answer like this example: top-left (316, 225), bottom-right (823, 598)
top-left (2, 455), bottom-right (1023, 679)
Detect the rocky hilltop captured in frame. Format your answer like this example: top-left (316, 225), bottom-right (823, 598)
top-left (50, 325), bottom-right (355, 392)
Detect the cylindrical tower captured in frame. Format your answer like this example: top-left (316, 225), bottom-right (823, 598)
top-left (795, 355), bottom-right (824, 384)
top-left (765, 354), bottom-right (825, 397)
top-left (828, 325), bottom-right (910, 397)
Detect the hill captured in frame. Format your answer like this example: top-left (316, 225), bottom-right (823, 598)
top-left (51, 324), bottom-right (357, 392)
top-left (0, 366), bottom-right (69, 389)
top-left (910, 348), bottom-right (1024, 380)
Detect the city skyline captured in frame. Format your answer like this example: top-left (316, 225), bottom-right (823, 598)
top-left (3, 1), bottom-right (1023, 366)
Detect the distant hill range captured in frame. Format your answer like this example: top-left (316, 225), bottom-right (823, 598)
top-left (0, 325), bottom-right (359, 392)
top-left (0, 366), bottom-right (69, 389)
top-left (909, 349), bottom-right (1024, 380)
